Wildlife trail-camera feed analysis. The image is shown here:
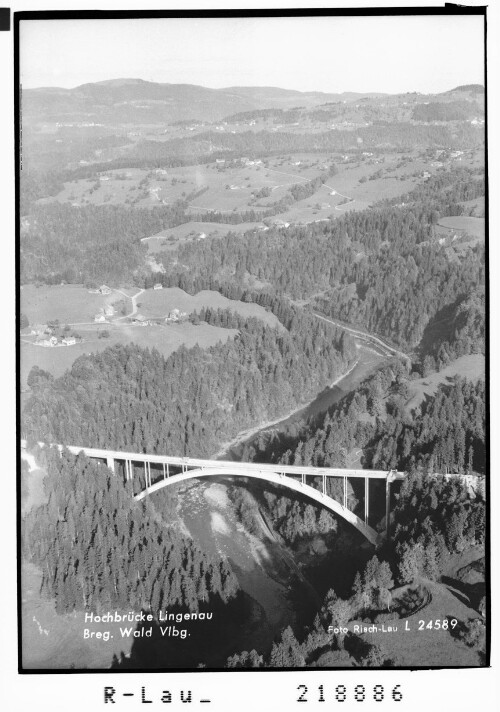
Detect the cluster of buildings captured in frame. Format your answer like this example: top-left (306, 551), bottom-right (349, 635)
top-left (272, 218), bottom-right (291, 229)
top-left (36, 335), bottom-right (77, 348)
top-left (32, 325), bottom-right (78, 348)
top-left (88, 284), bottom-right (112, 295)
top-left (94, 304), bottom-right (115, 323)
top-left (165, 308), bottom-right (188, 324)
top-left (241, 158), bottom-right (263, 167)
top-left (129, 308), bottom-right (188, 327)
top-left (131, 314), bottom-right (154, 326)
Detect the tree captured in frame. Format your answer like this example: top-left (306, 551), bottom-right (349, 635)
top-left (27, 365), bottom-right (54, 391)
top-left (397, 543), bottom-right (420, 584)
top-left (327, 599), bottom-right (353, 647)
top-left (269, 627), bottom-right (305, 667)
top-left (318, 509), bottom-right (336, 533)
top-left (423, 541), bottom-right (441, 580)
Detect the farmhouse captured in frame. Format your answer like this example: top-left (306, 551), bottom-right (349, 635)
top-left (132, 314), bottom-right (149, 326)
top-left (153, 283), bottom-right (163, 290)
top-left (94, 313), bottom-right (107, 323)
top-left (165, 309), bottom-right (187, 323)
top-left (39, 336), bottom-right (58, 347)
top-left (99, 285), bottom-right (112, 295)
top-left (272, 219), bottom-right (290, 229)
top-left (104, 305), bottom-right (115, 317)
top-left (62, 336), bottom-right (76, 346)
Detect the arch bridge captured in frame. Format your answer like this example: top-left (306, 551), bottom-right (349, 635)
top-left (20, 441), bottom-right (405, 546)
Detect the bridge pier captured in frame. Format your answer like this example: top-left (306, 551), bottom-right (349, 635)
top-left (125, 459), bottom-right (133, 481)
top-left (23, 440), bottom-right (405, 544)
top-left (385, 474), bottom-right (391, 539)
top-left (144, 461), bottom-right (152, 488)
top-left (364, 477), bottom-right (369, 526)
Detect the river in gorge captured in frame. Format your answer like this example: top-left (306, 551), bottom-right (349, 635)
top-left (160, 339), bottom-right (391, 665)
top-left (22, 340), bottom-right (391, 669)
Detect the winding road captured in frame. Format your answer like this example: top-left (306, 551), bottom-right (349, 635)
top-left (313, 312), bottom-right (410, 362)
top-left (111, 288), bottom-right (145, 320)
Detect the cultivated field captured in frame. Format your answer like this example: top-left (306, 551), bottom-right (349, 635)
top-left (436, 216), bottom-right (485, 238)
top-left (42, 161), bottom-right (323, 212)
top-left (406, 354), bottom-right (485, 411)
top-left (21, 284), bottom-right (121, 325)
top-left (36, 148), bottom-right (483, 233)
top-left (20, 285), bottom-right (282, 387)
top-left (143, 220), bottom-right (266, 253)
top-left (270, 152), bottom-right (449, 224)
top-left (354, 576), bottom-right (483, 666)
top-left (138, 287), bottom-right (283, 328)
top-left (459, 196), bottom-right (485, 217)
top-left (20, 321), bottom-right (237, 387)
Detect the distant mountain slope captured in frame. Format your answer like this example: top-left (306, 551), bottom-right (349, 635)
top-left (20, 78), bottom-right (407, 126)
top-left (22, 78), bottom-right (351, 124)
top-left (22, 78), bottom-right (485, 128)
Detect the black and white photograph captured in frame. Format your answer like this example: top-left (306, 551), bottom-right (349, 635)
top-left (15, 6), bottom-right (490, 677)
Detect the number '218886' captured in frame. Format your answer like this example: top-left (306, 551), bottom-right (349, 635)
top-left (297, 685), bottom-right (403, 703)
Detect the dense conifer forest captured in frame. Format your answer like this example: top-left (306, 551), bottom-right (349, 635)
top-left (225, 468), bottom-right (486, 668)
top-left (23, 308), bottom-right (354, 457)
top-left (273, 366), bottom-right (486, 476)
top-left (23, 448), bottom-right (239, 615)
top-left (145, 168), bottom-right (485, 352)
top-left (129, 123), bottom-right (482, 164)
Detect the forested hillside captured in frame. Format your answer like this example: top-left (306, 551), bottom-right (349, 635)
top-left (22, 308), bottom-right (354, 456)
top-left (225, 468), bottom-right (486, 669)
top-left (130, 123), bottom-right (482, 164)
top-left (23, 448), bottom-right (239, 615)
top-left (154, 174), bottom-right (484, 353)
top-left (276, 366), bottom-right (486, 476)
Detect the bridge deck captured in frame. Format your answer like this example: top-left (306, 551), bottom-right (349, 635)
top-left (21, 440), bottom-right (405, 480)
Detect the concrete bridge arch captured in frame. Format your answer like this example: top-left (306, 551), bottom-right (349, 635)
top-left (135, 465), bottom-right (381, 545)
